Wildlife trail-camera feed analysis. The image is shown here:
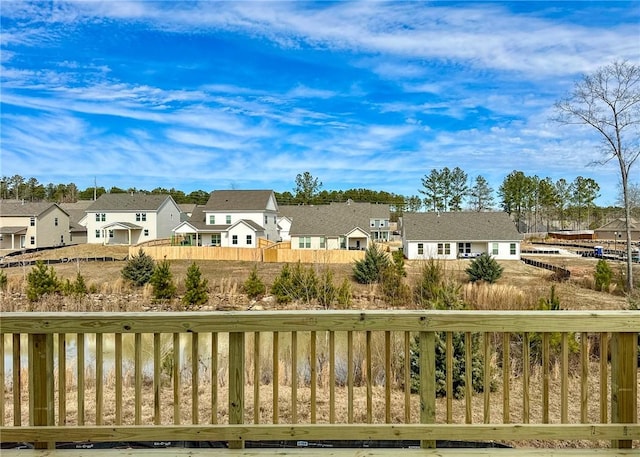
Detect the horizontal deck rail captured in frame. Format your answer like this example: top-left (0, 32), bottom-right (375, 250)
top-left (0, 310), bottom-right (638, 451)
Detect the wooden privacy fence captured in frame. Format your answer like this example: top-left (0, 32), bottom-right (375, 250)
top-left (132, 245), bottom-right (366, 264)
top-left (0, 310), bottom-right (638, 451)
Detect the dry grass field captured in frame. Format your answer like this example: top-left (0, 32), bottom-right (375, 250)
top-left (0, 242), bottom-right (635, 311)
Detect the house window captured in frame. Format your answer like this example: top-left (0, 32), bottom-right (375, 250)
top-left (108, 230), bottom-right (113, 238)
top-left (492, 243), bottom-right (499, 255)
top-left (264, 216), bottom-right (268, 225)
top-left (232, 235), bottom-right (238, 245)
top-left (136, 213), bottom-right (146, 222)
top-left (30, 236), bottom-right (35, 245)
top-left (438, 243), bottom-right (451, 255)
top-left (212, 233), bottom-right (221, 246)
top-left (54, 217), bottom-right (58, 226)
top-left (136, 213), bottom-right (140, 221)
top-left (96, 213), bottom-right (100, 222)
top-left (30, 217), bottom-right (35, 226)
top-left (320, 237), bottom-right (326, 249)
top-left (101, 213), bottom-right (106, 222)
top-left (370, 219), bottom-right (376, 227)
top-left (298, 237), bottom-right (311, 249)
top-left (209, 215), bottom-right (215, 225)
top-left (226, 215), bottom-right (231, 224)
top-left (141, 213), bottom-right (146, 222)
top-left (418, 243), bottom-right (424, 255)
top-left (246, 235), bottom-right (252, 245)
top-left (458, 242), bottom-right (471, 254)
top-left (95, 230), bottom-right (101, 238)
top-left (340, 237), bottom-right (346, 249)
top-left (510, 243), bottom-right (517, 255)
top-left (144, 229), bottom-right (149, 236)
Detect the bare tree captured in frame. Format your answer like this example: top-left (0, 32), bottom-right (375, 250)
top-left (554, 61), bottom-right (640, 291)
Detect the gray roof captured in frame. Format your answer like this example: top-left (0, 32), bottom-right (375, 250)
top-left (60, 201), bottom-right (93, 224)
top-left (283, 202), bottom-right (390, 237)
top-left (86, 193), bottom-right (172, 212)
top-left (0, 200), bottom-right (68, 217)
top-left (184, 205), bottom-right (264, 232)
top-left (402, 212), bottom-right (522, 241)
top-left (595, 217), bottom-right (639, 232)
top-left (0, 226), bottom-right (27, 234)
top-left (204, 190), bottom-right (276, 211)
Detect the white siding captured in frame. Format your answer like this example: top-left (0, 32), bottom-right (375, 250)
top-left (404, 240), bottom-right (521, 260)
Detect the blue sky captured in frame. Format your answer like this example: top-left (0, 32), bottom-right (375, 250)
top-left (1, 1), bottom-right (639, 206)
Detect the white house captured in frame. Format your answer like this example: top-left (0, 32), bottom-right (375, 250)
top-left (280, 201), bottom-right (391, 250)
top-left (172, 190), bottom-right (279, 247)
top-left (401, 212), bottom-right (523, 260)
top-left (85, 193), bottom-right (181, 245)
top-left (0, 200), bottom-right (70, 250)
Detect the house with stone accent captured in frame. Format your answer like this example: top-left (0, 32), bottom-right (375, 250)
top-left (0, 200), bottom-right (70, 250)
top-left (85, 193), bottom-right (181, 245)
top-left (172, 190), bottom-right (279, 247)
top-left (401, 212), bottom-right (522, 260)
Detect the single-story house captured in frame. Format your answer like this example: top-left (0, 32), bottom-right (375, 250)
top-left (594, 217), bottom-right (639, 242)
top-left (401, 212), bottom-right (523, 260)
top-left (280, 201), bottom-right (391, 250)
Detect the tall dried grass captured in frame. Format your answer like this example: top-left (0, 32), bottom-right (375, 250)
top-left (463, 282), bottom-right (541, 310)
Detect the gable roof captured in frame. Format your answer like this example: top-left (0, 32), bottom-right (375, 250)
top-left (86, 193), bottom-right (173, 212)
top-left (402, 212), bottom-right (522, 241)
top-left (204, 190), bottom-right (277, 212)
top-left (594, 217), bottom-right (639, 232)
top-left (283, 202), bottom-right (390, 237)
top-left (0, 200), bottom-right (68, 218)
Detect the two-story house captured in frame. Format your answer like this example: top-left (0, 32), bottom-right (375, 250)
top-left (172, 190), bottom-right (279, 247)
top-left (401, 211), bottom-right (523, 260)
top-left (280, 201), bottom-right (391, 250)
top-left (0, 200), bottom-right (70, 250)
top-left (85, 193), bottom-right (181, 245)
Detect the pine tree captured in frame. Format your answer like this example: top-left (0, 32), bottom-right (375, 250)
top-left (353, 243), bottom-right (390, 284)
top-left (183, 262), bottom-right (209, 307)
top-left (150, 259), bottom-right (176, 300)
top-left (73, 272), bottom-right (88, 297)
top-left (121, 248), bottom-right (155, 286)
top-left (26, 261), bottom-right (59, 302)
top-left (243, 264), bottom-right (266, 299)
top-left (465, 253), bottom-right (504, 283)
top-left (594, 259), bottom-right (613, 292)
top-left (271, 264), bottom-right (294, 304)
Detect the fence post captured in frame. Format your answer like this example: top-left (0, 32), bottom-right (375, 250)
top-left (610, 332), bottom-right (637, 449)
top-left (419, 331), bottom-right (436, 449)
top-left (29, 333), bottom-right (54, 449)
top-left (228, 332), bottom-right (245, 449)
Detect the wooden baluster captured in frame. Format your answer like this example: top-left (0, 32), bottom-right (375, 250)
top-left (419, 331), bottom-right (435, 449)
top-left (228, 332), bottom-right (245, 449)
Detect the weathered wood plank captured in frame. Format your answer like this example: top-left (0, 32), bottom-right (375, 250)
top-left (2, 310), bottom-right (638, 334)
top-left (2, 423), bottom-right (638, 442)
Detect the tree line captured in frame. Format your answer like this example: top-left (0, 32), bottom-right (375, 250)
top-left (1, 171), bottom-right (636, 231)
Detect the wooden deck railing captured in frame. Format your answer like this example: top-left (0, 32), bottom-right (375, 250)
top-left (0, 310), bottom-right (637, 450)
